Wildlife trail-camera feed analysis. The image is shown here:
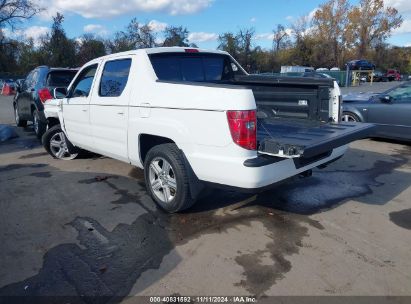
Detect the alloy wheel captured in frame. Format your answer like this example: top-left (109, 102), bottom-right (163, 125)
top-left (33, 112), bottom-right (39, 134)
top-left (342, 113), bottom-right (358, 122)
top-left (49, 132), bottom-right (78, 160)
top-left (148, 157), bottom-right (177, 204)
top-left (15, 107), bottom-right (20, 125)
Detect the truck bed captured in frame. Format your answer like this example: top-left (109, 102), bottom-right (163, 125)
top-left (230, 75), bottom-right (374, 158)
top-left (158, 74), bottom-right (374, 158)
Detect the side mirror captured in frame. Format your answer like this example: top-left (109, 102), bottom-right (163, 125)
top-left (53, 87), bottom-right (67, 99)
top-left (379, 95), bottom-right (392, 103)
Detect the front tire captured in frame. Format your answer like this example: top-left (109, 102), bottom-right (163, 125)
top-left (42, 124), bottom-right (79, 160)
top-left (341, 112), bottom-right (360, 122)
top-left (144, 144), bottom-right (196, 213)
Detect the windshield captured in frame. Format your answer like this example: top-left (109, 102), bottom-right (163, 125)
top-left (149, 53), bottom-right (246, 82)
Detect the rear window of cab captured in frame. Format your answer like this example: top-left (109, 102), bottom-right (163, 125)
top-left (149, 53), bottom-right (245, 82)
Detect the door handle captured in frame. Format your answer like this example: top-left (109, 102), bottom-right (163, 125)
top-left (82, 108), bottom-right (88, 112)
top-left (117, 111), bottom-right (125, 115)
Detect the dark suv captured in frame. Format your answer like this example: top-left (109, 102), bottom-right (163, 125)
top-left (346, 60), bottom-right (375, 71)
top-left (13, 66), bottom-right (78, 138)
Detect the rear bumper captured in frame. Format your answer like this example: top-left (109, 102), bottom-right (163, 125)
top-left (188, 145), bottom-right (348, 189)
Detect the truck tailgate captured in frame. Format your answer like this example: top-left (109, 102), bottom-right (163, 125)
top-left (258, 119), bottom-right (375, 158)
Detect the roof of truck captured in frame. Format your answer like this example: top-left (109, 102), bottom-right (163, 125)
top-left (88, 47), bottom-right (229, 64)
top-left (145, 47), bottom-right (228, 55)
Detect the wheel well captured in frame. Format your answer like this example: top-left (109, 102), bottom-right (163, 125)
top-left (139, 134), bottom-right (175, 164)
top-left (342, 111), bottom-right (362, 122)
top-left (47, 117), bottom-right (60, 128)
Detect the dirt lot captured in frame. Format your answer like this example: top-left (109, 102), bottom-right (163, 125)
top-left (0, 92), bottom-right (411, 302)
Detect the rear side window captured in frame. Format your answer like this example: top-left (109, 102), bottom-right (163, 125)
top-left (99, 59), bottom-right (132, 97)
top-left (47, 71), bottom-right (77, 87)
top-left (150, 53), bottom-right (244, 82)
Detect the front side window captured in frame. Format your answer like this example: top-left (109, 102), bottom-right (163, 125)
top-left (99, 59), bottom-right (132, 97)
top-left (71, 64), bottom-right (98, 98)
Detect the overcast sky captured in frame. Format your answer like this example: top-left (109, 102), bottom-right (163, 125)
top-left (4, 0), bottom-right (411, 49)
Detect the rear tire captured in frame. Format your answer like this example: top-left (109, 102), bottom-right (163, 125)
top-left (144, 144), bottom-right (196, 213)
top-left (32, 109), bottom-right (47, 139)
top-left (342, 112), bottom-right (360, 122)
top-left (14, 104), bottom-right (27, 127)
top-left (42, 124), bottom-right (79, 160)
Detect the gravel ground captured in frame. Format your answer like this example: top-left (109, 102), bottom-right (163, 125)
top-left (341, 81), bottom-right (407, 95)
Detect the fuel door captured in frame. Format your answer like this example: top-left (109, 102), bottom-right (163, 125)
top-left (139, 103), bottom-right (151, 118)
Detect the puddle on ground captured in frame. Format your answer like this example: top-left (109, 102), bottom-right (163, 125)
top-left (19, 152), bottom-right (48, 159)
top-left (0, 163), bottom-right (47, 173)
top-left (29, 172), bottom-right (52, 178)
top-left (389, 209), bottom-right (411, 230)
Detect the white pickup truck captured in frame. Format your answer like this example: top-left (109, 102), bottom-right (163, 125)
top-left (43, 47), bottom-right (373, 212)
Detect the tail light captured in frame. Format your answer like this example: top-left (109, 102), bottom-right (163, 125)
top-left (227, 110), bottom-right (257, 150)
top-left (38, 88), bottom-right (53, 103)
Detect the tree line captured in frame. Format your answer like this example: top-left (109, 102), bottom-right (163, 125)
top-left (1, 0), bottom-right (410, 77)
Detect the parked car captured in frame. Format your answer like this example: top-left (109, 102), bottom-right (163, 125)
top-left (302, 72), bottom-right (331, 79)
top-left (386, 69), bottom-right (401, 81)
top-left (13, 66), bottom-right (78, 138)
top-left (316, 68), bottom-right (329, 71)
top-left (372, 71), bottom-right (388, 82)
top-left (42, 47), bottom-right (373, 212)
top-left (342, 83), bottom-right (411, 141)
top-left (330, 67), bottom-right (340, 71)
top-left (1, 79), bottom-right (16, 95)
top-left (3, 79), bottom-right (16, 90)
top-left (346, 60), bottom-right (375, 71)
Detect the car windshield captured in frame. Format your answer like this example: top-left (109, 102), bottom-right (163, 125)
top-left (149, 52), bottom-right (245, 82)
top-left (47, 70), bottom-right (78, 87)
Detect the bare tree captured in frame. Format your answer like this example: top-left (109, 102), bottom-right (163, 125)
top-left (0, 0), bottom-right (41, 28)
top-left (272, 24), bottom-right (290, 52)
top-left (162, 26), bottom-right (192, 47)
top-left (126, 18), bottom-right (157, 48)
top-left (291, 15), bottom-right (309, 41)
top-left (218, 32), bottom-right (239, 57)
